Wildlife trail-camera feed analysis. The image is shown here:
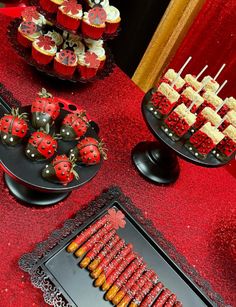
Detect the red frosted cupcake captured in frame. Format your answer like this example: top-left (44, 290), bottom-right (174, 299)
top-left (17, 21), bottom-right (41, 48)
top-left (32, 35), bottom-right (57, 65)
top-left (57, 0), bottom-right (83, 31)
top-left (39, 0), bottom-right (63, 13)
top-left (21, 7), bottom-right (47, 27)
top-left (81, 7), bottom-right (107, 39)
top-left (88, 45), bottom-right (106, 69)
top-left (78, 51), bottom-right (100, 79)
top-left (45, 30), bottom-right (63, 47)
top-left (54, 49), bottom-right (77, 77)
top-left (104, 5), bottom-right (121, 34)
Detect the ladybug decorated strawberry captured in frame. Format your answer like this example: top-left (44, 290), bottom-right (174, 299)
top-left (70, 137), bottom-right (107, 165)
top-left (25, 130), bottom-right (58, 161)
top-left (31, 88), bottom-right (60, 130)
top-left (0, 108), bottom-right (28, 146)
top-left (42, 154), bottom-right (79, 185)
top-left (60, 112), bottom-right (89, 141)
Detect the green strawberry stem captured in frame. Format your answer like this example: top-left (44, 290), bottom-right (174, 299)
top-left (98, 140), bottom-right (108, 160)
top-left (8, 108), bottom-right (28, 120)
top-left (38, 88), bottom-right (52, 98)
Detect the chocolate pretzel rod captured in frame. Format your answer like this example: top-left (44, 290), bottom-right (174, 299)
top-left (95, 244), bottom-right (133, 287)
top-left (164, 294), bottom-right (177, 306)
top-left (129, 272), bottom-right (159, 307)
top-left (67, 215), bottom-right (108, 253)
top-left (102, 251), bottom-right (137, 291)
top-left (139, 282), bottom-right (164, 307)
top-left (88, 234), bottom-right (120, 271)
top-left (117, 270), bottom-right (157, 307)
top-left (105, 257), bottom-right (144, 301)
top-left (112, 263), bottom-right (147, 305)
top-left (75, 222), bottom-right (113, 257)
top-left (173, 301), bottom-right (182, 307)
top-left (91, 239), bottom-right (126, 278)
top-left (80, 229), bottom-right (116, 268)
top-left (152, 289), bottom-right (172, 307)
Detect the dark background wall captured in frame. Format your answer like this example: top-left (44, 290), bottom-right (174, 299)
top-left (109, 0), bottom-right (171, 77)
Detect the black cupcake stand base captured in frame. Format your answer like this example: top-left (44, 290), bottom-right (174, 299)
top-left (132, 89), bottom-right (231, 185)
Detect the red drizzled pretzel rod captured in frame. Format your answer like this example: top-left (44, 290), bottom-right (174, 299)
top-left (80, 229), bottom-right (116, 268)
top-left (173, 301), bottom-right (182, 307)
top-left (102, 252), bottom-right (137, 291)
top-left (129, 272), bottom-right (159, 307)
top-left (152, 289), bottom-right (172, 307)
top-left (164, 294), bottom-right (177, 306)
top-left (67, 215), bottom-right (108, 253)
top-left (139, 282), bottom-right (164, 307)
top-left (75, 222), bottom-right (113, 257)
top-left (105, 257), bottom-right (144, 301)
top-left (91, 239), bottom-right (126, 278)
top-left (117, 270), bottom-right (157, 307)
top-left (88, 234), bottom-right (120, 271)
top-left (95, 244), bottom-right (133, 287)
top-left (112, 263), bottom-right (147, 305)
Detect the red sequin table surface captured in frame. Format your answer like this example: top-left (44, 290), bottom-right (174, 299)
top-left (0, 13), bottom-right (235, 307)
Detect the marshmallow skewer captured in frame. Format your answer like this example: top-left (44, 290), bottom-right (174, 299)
top-left (195, 65), bottom-right (208, 80)
top-left (216, 80), bottom-right (228, 95)
top-left (214, 63), bottom-right (226, 80)
top-left (171, 56), bottom-right (192, 88)
top-left (188, 77), bottom-right (211, 111)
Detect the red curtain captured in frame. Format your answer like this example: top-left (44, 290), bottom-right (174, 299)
top-left (169, 0), bottom-right (236, 99)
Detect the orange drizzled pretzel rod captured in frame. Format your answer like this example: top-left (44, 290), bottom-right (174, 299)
top-left (152, 289), bottom-right (172, 307)
top-left (90, 239), bottom-right (125, 278)
top-left (80, 229), bottom-right (116, 268)
top-left (75, 222), bottom-right (113, 257)
top-left (112, 264), bottom-right (147, 305)
top-left (102, 251), bottom-right (137, 291)
top-left (105, 257), bottom-right (144, 301)
top-left (163, 294), bottom-right (177, 307)
top-left (94, 244), bottom-right (133, 287)
top-left (117, 270), bottom-right (157, 307)
top-left (67, 214), bottom-right (108, 253)
top-left (129, 272), bottom-right (159, 307)
top-left (139, 282), bottom-right (164, 307)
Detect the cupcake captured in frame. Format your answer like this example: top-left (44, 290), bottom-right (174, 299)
top-left (57, 0), bottom-right (83, 31)
top-left (17, 21), bottom-right (41, 48)
top-left (81, 7), bottom-right (107, 39)
top-left (54, 49), bottom-right (77, 77)
top-left (39, 0), bottom-right (64, 13)
top-left (78, 51), bottom-right (100, 79)
top-left (88, 45), bottom-right (106, 69)
top-left (84, 37), bottom-right (104, 49)
top-left (104, 5), bottom-right (121, 34)
top-left (63, 33), bottom-right (85, 56)
top-left (45, 30), bottom-right (63, 47)
top-left (32, 35), bottom-right (57, 65)
top-left (21, 7), bottom-right (47, 27)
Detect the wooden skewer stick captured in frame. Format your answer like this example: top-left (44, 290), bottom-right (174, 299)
top-left (214, 63), bottom-right (226, 80)
top-left (216, 80), bottom-right (228, 95)
top-left (171, 56), bottom-right (192, 87)
top-left (187, 77), bottom-right (211, 111)
top-left (196, 65), bottom-right (208, 80)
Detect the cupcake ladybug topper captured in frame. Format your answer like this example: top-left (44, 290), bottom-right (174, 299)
top-left (61, 0), bottom-right (82, 15)
top-left (85, 51), bottom-right (100, 68)
top-left (88, 7), bottom-right (107, 25)
top-left (0, 108), bottom-right (28, 146)
top-left (21, 7), bottom-right (40, 22)
top-left (20, 21), bottom-right (40, 36)
top-left (58, 49), bottom-right (77, 65)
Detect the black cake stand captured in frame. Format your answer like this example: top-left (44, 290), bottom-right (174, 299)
top-left (0, 97), bottom-right (101, 206)
top-left (132, 89), bottom-right (231, 185)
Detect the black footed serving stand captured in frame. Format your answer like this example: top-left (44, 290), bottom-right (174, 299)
top-left (132, 89), bottom-right (230, 185)
top-left (0, 95), bottom-right (101, 206)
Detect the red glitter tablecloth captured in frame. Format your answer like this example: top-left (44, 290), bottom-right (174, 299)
top-left (0, 13), bottom-right (235, 307)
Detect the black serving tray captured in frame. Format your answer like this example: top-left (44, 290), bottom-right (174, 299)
top-left (19, 188), bottom-right (224, 307)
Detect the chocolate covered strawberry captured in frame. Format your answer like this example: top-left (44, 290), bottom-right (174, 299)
top-left (31, 88), bottom-right (60, 130)
top-left (70, 137), bottom-right (107, 165)
top-left (25, 131), bottom-right (58, 161)
top-left (42, 154), bottom-right (79, 185)
top-left (60, 112), bottom-right (89, 141)
top-left (0, 108), bottom-right (28, 146)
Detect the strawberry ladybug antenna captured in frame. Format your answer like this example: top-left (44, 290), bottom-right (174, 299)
top-left (38, 88), bottom-right (53, 98)
top-left (98, 140), bottom-right (108, 160)
top-left (171, 56), bottom-right (192, 88)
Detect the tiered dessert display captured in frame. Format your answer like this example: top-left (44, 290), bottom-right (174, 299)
top-left (0, 88), bottom-right (107, 205)
top-left (8, 1), bottom-right (120, 81)
top-left (132, 59), bottom-right (236, 184)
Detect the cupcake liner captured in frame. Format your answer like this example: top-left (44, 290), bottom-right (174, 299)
top-left (81, 20), bottom-right (105, 40)
top-left (39, 0), bottom-right (60, 13)
top-left (54, 59), bottom-right (76, 77)
top-left (104, 21), bottom-right (120, 34)
top-left (17, 31), bottom-right (32, 48)
top-left (32, 47), bottom-right (54, 65)
top-left (57, 9), bottom-right (81, 31)
top-left (78, 64), bottom-right (98, 79)
top-left (98, 59), bottom-right (105, 70)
